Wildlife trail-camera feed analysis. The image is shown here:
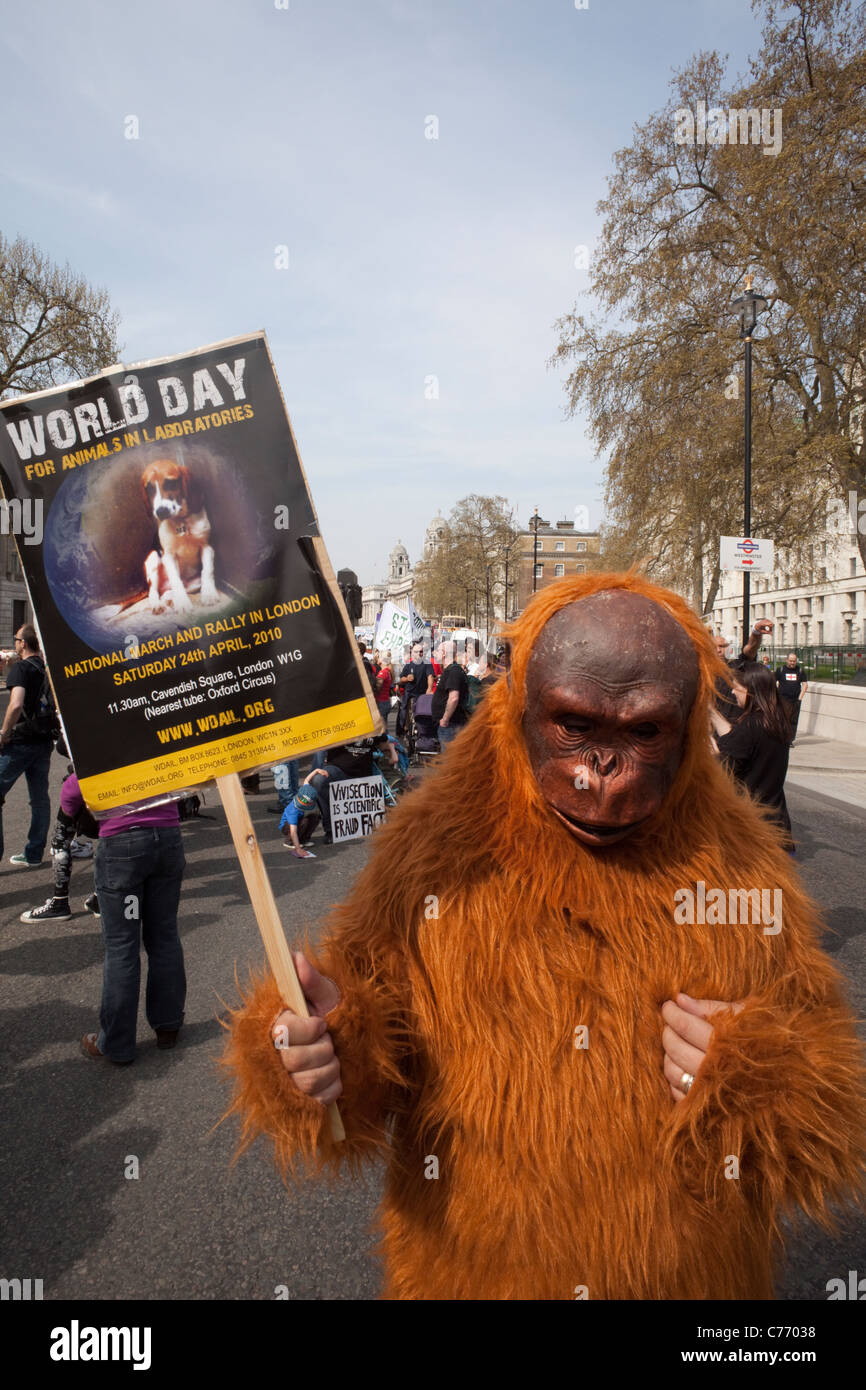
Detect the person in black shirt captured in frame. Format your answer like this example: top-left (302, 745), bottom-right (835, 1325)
top-left (711, 660), bottom-right (793, 850)
top-left (774, 653), bottom-right (808, 740)
top-left (431, 640), bottom-right (469, 746)
top-left (396, 641), bottom-right (435, 736)
top-left (301, 740), bottom-right (377, 841)
top-left (713, 619), bottom-right (774, 721)
top-left (357, 641), bottom-right (375, 684)
top-left (0, 624), bottom-right (53, 866)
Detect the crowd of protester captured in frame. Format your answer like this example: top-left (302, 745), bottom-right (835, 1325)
top-left (276, 636), bottom-right (502, 857)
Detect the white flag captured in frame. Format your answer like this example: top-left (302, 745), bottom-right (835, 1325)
top-left (407, 595), bottom-right (426, 648)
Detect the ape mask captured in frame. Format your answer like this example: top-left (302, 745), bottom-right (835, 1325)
top-left (522, 591), bottom-right (699, 847)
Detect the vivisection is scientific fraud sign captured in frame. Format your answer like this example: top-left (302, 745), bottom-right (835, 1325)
top-left (0, 333), bottom-right (378, 810)
top-left (329, 775), bottom-right (386, 843)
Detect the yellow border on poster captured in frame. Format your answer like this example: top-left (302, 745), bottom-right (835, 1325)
top-left (79, 697), bottom-right (375, 811)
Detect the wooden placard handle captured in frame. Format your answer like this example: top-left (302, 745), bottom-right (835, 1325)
top-left (216, 772), bottom-right (345, 1142)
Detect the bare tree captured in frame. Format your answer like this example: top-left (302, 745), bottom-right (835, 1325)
top-left (413, 495), bottom-right (520, 625)
top-left (551, 0), bottom-right (866, 593)
top-left (0, 233), bottom-right (121, 398)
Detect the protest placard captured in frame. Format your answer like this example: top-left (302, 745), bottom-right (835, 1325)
top-left (329, 775), bottom-right (386, 842)
top-left (0, 332), bottom-right (379, 811)
top-left (374, 601), bottom-right (411, 664)
top-left (0, 331), bottom-right (362, 1141)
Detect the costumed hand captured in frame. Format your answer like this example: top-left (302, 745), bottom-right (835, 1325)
top-left (661, 992), bottom-right (745, 1102)
top-left (271, 951), bottom-right (343, 1105)
top-left (753, 620), bottom-right (774, 637)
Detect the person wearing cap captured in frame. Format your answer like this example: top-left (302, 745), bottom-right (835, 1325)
top-left (279, 785), bottom-right (321, 859)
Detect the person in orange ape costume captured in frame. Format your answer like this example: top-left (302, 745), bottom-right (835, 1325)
top-left (223, 573), bottom-right (865, 1300)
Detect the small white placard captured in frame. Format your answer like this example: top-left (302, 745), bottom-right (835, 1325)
top-left (329, 775), bottom-right (386, 842)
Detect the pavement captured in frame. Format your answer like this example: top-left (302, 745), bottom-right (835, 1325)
top-left (0, 734), bottom-right (864, 1302)
top-left (787, 733), bottom-right (866, 811)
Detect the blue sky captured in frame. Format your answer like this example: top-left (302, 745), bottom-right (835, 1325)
top-left (2, 0), bottom-right (764, 585)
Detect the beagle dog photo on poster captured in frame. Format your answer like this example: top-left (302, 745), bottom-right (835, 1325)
top-left (0, 333), bottom-right (379, 811)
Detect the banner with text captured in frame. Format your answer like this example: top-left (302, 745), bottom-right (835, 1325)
top-left (329, 775), bottom-right (386, 842)
top-left (374, 601), bottom-right (411, 664)
top-left (0, 332), bottom-right (376, 810)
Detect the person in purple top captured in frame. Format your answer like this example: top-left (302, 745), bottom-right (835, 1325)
top-left (62, 774), bottom-right (187, 1065)
top-left (20, 766), bottom-right (102, 923)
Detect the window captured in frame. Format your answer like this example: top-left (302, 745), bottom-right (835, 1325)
top-left (818, 622), bottom-right (824, 643)
top-left (576, 563), bottom-right (586, 574)
top-left (534, 564), bottom-right (543, 579)
top-left (554, 563), bottom-right (565, 577)
top-left (555, 541), bottom-right (564, 552)
top-left (536, 539), bottom-right (544, 550)
top-left (576, 541), bottom-right (587, 553)
top-left (851, 557), bottom-right (858, 577)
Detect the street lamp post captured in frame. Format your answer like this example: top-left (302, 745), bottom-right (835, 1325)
top-left (531, 508), bottom-right (541, 594)
top-left (502, 532), bottom-right (519, 621)
top-left (731, 274), bottom-right (767, 644)
top-left (485, 565), bottom-right (492, 637)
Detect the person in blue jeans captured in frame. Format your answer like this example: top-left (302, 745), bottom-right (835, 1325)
top-left (272, 759), bottom-right (299, 811)
top-left (65, 775), bottom-right (187, 1066)
top-left (0, 624), bottom-right (53, 866)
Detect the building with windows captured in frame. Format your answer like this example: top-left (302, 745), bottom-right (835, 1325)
top-left (709, 532), bottom-right (865, 650)
top-left (360, 539), bottom-right (414, 627)
top-left (359, 512), bottom-right (602, 634)
top-left (514, 517), bottom-right (601, 613)
top-left (0, 535), bottom-right (31, 644)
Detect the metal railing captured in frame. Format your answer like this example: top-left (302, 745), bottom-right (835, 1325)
top-left (756, 645), bottom-right (866, 684)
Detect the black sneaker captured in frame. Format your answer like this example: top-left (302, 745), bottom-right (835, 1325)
top-left (21, 898), bottom-right (72, 923)
top-left (84, 893), bottom-right (101, 917)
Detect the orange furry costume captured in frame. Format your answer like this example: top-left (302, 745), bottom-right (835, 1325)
top-left (223, 573), bottom-right (865, 1299)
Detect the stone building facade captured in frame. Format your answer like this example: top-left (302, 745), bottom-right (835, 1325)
top-left (0, 535), bottom-right (31, 645)
top-left (709, 532), bottom-right (866, 649)
top-left (514, 518), bottom-right (601, 613)
top-left (361, 540), bottom-right (414, 628)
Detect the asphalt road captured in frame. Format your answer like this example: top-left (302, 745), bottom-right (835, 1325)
top-left (0, 752), bottom-right (864, 1301)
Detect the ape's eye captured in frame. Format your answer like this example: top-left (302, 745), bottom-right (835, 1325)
top-left (559, 715), bottom-right (592, 735)
top-left (632, 723), bottom-right (660, 739)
